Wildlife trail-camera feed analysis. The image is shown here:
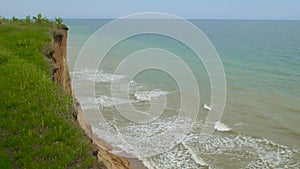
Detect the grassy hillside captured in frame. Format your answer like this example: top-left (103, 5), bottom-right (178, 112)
top-left (0, 21), bottom-right (103, 168)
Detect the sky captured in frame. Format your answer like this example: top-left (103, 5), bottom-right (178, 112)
top-left (1, 0), bottom-right (300, 20)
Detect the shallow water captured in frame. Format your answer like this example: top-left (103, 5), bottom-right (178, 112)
top-left (66, 19), bottom-right (300, 168)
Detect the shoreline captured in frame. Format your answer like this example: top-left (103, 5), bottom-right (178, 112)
top-left (56, 26), bottom-right (147, 168)
top-left (73, 99), bottom-right (148, 169)
top-left (128, 158), bottom-right (148, 169)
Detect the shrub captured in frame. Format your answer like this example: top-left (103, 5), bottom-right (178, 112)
top-left (12, 16), bottom-right (18, 21)
top-left (36, 13), bottom-right (43, 23)
top-left (55, 17), bottom-right (63, 25)
top-left (25, 15), bottom-right (31, 23)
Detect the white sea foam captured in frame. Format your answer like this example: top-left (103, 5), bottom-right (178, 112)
top-left (85, 70), bottom-right (126, 83)
top-left (92, 125), bottom-right (132, 154)
top-left (77, 95), bottom-right (138, 110)
top-left (182, 143), bottom-right (208, 166)
top-left (120, 80), bottom-right (144, 93)
top-left (96, 95), bottom-right (137, 107)
top-left (94, 71), bottom-right (127, 82)
top-left (77, 90), bottom-right (298, 168)
top-left (71, 68), bottom-right (127, 83)
top-left (74, 70), bottom-right (297, 168)
top-left (143, 132), bottom-right (299, 169)
top-left (91, 114), bottom-right (299, 169)
top-left (134, 90), bottom-right (169, 101)
top-left (214, 121), bottom-right (232, 131)
top-left (92, 116), bottom-right (195, 157)
top-left (190, 133), bottom-right (299, 168)
top-left (77, 97), bottom-right (99, 110)
top-left (145, 143), bottom-right (205, 169)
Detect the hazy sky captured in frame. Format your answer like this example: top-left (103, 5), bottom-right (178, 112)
top-left (1, 0), bottom-right (300, 19)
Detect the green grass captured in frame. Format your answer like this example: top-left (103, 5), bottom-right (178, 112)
top-left (0, 22), bottom-right (103, 168)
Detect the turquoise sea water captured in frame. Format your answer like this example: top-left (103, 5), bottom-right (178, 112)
top-left (65, 19), bottom-right (300, 168)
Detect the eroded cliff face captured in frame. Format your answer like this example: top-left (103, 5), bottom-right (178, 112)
top-left (49, 26), bottom-right (132, 169)
top-left (50, 27), bottom-right (73, 96)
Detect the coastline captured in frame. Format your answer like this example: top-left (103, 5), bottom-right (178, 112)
top-left (74, 99), bottom-right (147, 169)
top-left (127, 158), bottom-right (148, 169)
top-left (2, 16), bottom-right (299, 169)
top-left (52, 25), bottom-right (147, 169)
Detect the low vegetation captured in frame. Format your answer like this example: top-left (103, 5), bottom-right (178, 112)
top-left (0, 13), bottom-right (63, 26)
top-left (0, 15), bottom-right (104, 168)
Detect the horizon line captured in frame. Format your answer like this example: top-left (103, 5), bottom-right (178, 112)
top-left (62, 17), bottom-right (300, 21)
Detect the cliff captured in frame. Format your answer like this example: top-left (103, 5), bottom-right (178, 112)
top-left (49, 26), bottom-right (132, 169)
top-left (48, 27), bottom-right (72, 96)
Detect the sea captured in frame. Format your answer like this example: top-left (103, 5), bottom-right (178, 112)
top-left (64, 19), bottom-right (300, 168)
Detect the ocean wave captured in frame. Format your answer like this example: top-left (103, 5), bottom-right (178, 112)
top-left (143, 133), bottom-right (299, 169)
top-left (92, 116), bottom-right (195, 157)
top-left (96, 95), bottom-right (138, 107)
top-left (193, 134), bottom-right (299, 168)
top-left (134, 90), bottom-right (170, 101)
top-left (214, 121), bottom-right (232, 132)
top-left (120, 80), bottom-right (144, 93)
top-left (145, 143), bottom-right (205, 169)
top-left (71, 68), bottom-right (127, 83)
top-left (78, 96), bottom-right (138, 110)
top-left (92, 116), bottom-right (298, 168)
